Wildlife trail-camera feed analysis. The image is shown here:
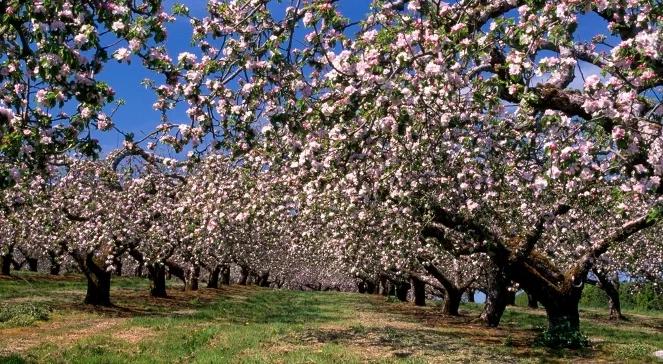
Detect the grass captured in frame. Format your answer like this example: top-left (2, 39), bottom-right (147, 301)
top-left (1, 273), bottom-right (662, 363)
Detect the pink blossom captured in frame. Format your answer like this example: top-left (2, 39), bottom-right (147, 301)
top-left (612, 127), bottom-right (626, 140)
top-left (113, 48), bottom-right (131, 62)
top-left (111, 21), bottom-right (125, 32)
top-left (450, 23), bottom-right (465, 33)
top-left (303, 12), bottom-right (314, 26)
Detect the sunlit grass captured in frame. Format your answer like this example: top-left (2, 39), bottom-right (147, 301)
top-left (1, 273), bottom-right (662, 363)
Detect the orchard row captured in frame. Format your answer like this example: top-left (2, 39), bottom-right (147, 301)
top-left (1, 0), bottom-right (661, 347)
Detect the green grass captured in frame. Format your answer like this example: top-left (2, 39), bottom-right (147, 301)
top-left (1, 273), bottom-right (663, 363)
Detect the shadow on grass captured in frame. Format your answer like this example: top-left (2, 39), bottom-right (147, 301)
top-left (344, 296), bottom-right (609, 361)
top-left (195, 289), bottom-right (350, 325)
top-left (1, 273), bottom-right (356, 325)
top-left (3, 275), bottom-right (662, 363)
top-left (0, 354), bottom-right (26, 364)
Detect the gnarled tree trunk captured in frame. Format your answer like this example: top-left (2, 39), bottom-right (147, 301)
top-left (480, 266), bottom-right (511, 327)
top-left (425, 204), bottom-right (652, 346)
top-left (509, 257), bottom-right (585, 342)
top-left (544, 297), bottom-right (581, 335)
top-left (81, 254), bottom-right (112, 306)
top-left (593, 269), bottom-right (624, 320)
top-left (421, 261), bottom-right (464, 316)
top-left (466, 289), bottom-right (475, 303)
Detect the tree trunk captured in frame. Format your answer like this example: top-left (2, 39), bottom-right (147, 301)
top-left (379, 276), bottom-right (390, 296)
top-left (365, 280), bottom-right (377, 294)
top-left (527, 292), bottom-right (539, 309)
top-left (49, 260), bottom-right (61, 275)
top-left (388, 281), bottom-right (396, 296)
top-left (258, 272), bottom-right (270, 287)
top-left (113, 256), bottom-right (123, 277)
top-left (481, 291), bottom-right (509, 327)
top-left (466, 289), bottom-right (475, 303)
top-left (185, 265), bottom-right (200, 291)
top-left (1, 251), bottom-right (12, 276)
top-left (442, 288), bottom-right (463, 316)
top-left (239, 266), bottom-right (249, 285)
top-left (480, 267), bottom-right (511, 327)
top-left (148, 264), bottom-right (167, 298)
top-left (395, 281), bottom-right (410, 302)
top-left (207, 265), bottom-right (221, 289)
top-left (165, 261), bottom-right (185, 283)
top-left (83, 256), bottom-right (112, 306)
top-left (357, 281), bottom-right (367, 294)
top-left (11, 258), bottom-right (22, 270)
top-left (135, 262), bottom-right (144, 277)
top-left (411, 277), bottom-right (426, 306)
top-left (421, 262), bottom-right (463, 315)
top-left (594, 269), bottom-right (624, 320)
top-left (508, 258), bottom-right (586, 346)
top-left (48, 252), bottom-right (61, 275)
top-left (26, 257), bottom-right (38, 272)
top-left (606, 288), bottom-right (623, 320)
top-left (221, 264), bottom-right (230, 285)
top-left (544, 298), bottom-right (582, 339)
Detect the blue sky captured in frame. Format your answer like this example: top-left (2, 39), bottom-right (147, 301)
top-left (95, 1), bottom-right (609, 153)
top-left (95, 0), bottom-right (371, 153)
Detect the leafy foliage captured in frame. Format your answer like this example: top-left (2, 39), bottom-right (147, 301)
top-left (581, 283), bottom-right (663, 312)
top-left (534, 323), bottom-right (589, 349)
top-left (0, 302), bottom-right (50, 327)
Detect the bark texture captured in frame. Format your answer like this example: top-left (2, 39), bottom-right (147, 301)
top-left (81, 254), bottom-right (112, 306)
top-left (480, 266), bottom-right (511, 327)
